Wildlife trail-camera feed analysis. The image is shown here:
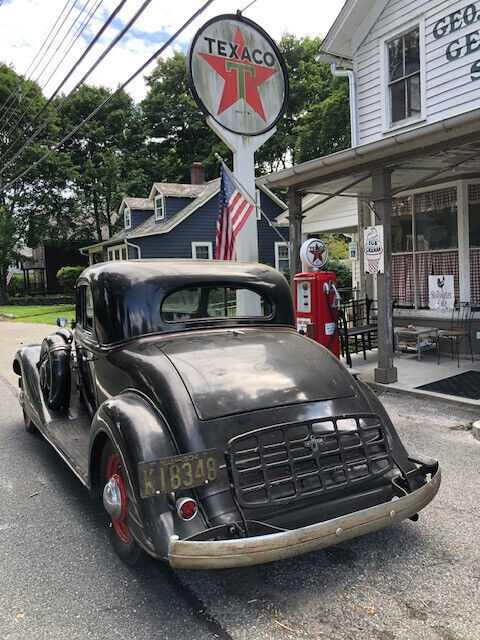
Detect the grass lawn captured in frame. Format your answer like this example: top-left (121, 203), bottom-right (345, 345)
top-left (0, 304), bottom-right (75, 325)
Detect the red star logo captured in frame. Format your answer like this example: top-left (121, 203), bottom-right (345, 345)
top-left (309, 243), bottom-right (326, 264)
top-left (199, 27), bottom-right (277, 121)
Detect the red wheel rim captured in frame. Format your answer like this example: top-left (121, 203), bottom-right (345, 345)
top-left (105, 452), bottom-right (132, 543)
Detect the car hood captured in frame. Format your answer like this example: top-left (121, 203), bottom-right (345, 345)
top-left (157, 328), bottom-right (356, 420)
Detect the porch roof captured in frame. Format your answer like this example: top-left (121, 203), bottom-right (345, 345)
top-left (258, 108), bottom-right (480, 198)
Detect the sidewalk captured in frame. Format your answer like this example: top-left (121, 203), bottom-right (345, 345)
top-left (346, 348), bottom-right (480, 408)
top-left (0, 321), bottom-right (52, 391)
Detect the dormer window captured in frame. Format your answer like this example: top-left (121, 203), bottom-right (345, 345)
top-left (387, 27), bottom-right (421, 125)
top-left (124, 206), bottom-right (131, 229)
top-left (155, 194), bottom-right (165, 221)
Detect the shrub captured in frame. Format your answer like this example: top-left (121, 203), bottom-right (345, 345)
top-left (323, 259), bottom-right (352, 290)
top-left (282, 261), bottom-right (351, 290)
top-left (57, 266), bottom-right (85, 292)
top-left (6, 273), bottom-right (25, 296)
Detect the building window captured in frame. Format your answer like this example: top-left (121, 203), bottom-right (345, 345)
top-left (107, 245), bottom-right (127, 261)
top-left (391, 187), bottom-right (459, 309)
top-left (275, 242), bottom-right (290, 273)
top-left (255, 188), bottom-right (261, 220)
top-left (155, 194), bottom-right (165, 221)
top-left (388, 27), bottom-right (421, 125)
top-left (191, 242), bottom-right (213, 260)
top-left (124, 206), bottom-right (131, 229)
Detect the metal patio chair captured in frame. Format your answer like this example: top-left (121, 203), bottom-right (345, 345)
top-left (437, 302), bottom-right (475, 367)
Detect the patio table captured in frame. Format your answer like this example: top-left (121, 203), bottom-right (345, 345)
top-left (394, 325), bottom-right (438, 362)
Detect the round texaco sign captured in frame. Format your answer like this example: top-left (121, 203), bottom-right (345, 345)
top-left (300, 238), bottom-right (328, 270)
top-left (188, 14), bottom-right (288, 136)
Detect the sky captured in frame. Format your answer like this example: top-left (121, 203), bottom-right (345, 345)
top-left (0, 0), bottom-right (345, 102)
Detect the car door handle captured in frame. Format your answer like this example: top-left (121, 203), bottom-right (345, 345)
top-left (81, 354), bottom-right (98, 362)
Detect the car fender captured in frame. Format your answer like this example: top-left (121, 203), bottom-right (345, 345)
top-left (88, 391), bottom-right (209, 559)
top-left (13, 345), bottom-right (49, 428)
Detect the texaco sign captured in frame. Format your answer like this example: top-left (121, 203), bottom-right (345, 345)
top-left (188, 14), bottom-right (288, 136)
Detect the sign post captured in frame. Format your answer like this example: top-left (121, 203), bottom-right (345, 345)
top-left (188, 13), bottom-right (288, 313)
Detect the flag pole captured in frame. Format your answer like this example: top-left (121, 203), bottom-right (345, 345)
top-left (214, 152), bottom-right (289, 245)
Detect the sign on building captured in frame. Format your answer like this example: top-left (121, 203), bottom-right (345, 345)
top-left (364, 225), bottom-right (384, 274)
top-left (428, 275), bottom-right (455, 310)
top-left (348, 241), bottom-right (358, 261)
top-left (187, 14), bottom-right (288, 136)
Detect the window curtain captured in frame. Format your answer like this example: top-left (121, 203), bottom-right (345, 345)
top-left (416, 251), bottom-right (459, 308)
top-left (471, 248), bottom-right (480, 306)
top-left (468, 185), bottom-right (480, 204)
top-left (414, 187), bottom-right (457, 212)
top-left (392, 254), bottom-right (414, 307)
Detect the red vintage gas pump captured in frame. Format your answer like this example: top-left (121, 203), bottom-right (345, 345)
top-left (294, 239), bottom-right (341, 358)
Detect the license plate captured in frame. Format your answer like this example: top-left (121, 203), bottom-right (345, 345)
top-left (138, 449), bottom-right (220, 498)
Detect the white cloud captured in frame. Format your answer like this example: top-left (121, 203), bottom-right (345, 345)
top-left (0, 0), bottom-right (345, 102)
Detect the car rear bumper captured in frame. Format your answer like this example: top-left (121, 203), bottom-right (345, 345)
top-left (168, 463), bottom-right (441, 569)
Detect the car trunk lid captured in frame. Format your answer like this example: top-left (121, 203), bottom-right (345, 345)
top-left (158, 328), bottom-right (356, 420)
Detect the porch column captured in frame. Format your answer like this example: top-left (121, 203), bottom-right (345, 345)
top-left (357, 196), bottom-right (375, 300)
top-left (288, 187), bottom-right (303, 289)
top-left (372, 168), bottom-right (397, 384)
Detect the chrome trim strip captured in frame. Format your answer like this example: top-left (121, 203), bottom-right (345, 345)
top-left (168, 466), bottom-right (441, 569)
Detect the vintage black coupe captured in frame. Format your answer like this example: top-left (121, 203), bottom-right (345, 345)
top-left (13, 260), bottom-right (440, 568)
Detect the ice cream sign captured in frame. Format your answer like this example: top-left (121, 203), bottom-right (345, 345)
top-left (433, 2), bottom-right (480, 81)
top-left (364, 226), bottom-right (384, 275)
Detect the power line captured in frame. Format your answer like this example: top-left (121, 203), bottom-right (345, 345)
top-left (0, 0), bottom-right (73, 118)
top-left (32, 0), bottom-right (91, 86)
top-left (0, 0), bottom-right (151, 172)
top-left (0, 0), bottom-right (81, 135)
top-left (1, 0), bottom-right (215, 194)
top-left (42, 0), bottom-right (103, 94)
top-left (0, 0), bottom-right (104, 153)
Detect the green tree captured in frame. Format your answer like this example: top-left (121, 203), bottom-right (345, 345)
top-left (59, 85), bottom-right (147, 241)
top-left (141, 52), bottom-right (231, 183)
top-left (0, 64), bottom-right (74, 303)
top-left (256, 35), bottom-right (350, 171)
top-left (321, 233), bottom-right (349, 260)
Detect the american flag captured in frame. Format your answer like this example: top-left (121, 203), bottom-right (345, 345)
top-left (6, 270), bottom-right (14, 286)
top-left (215, 165), bottom-right (254, 260)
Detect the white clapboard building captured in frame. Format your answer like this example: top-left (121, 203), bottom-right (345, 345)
top-left (262, 0), bottom-right (480, 381)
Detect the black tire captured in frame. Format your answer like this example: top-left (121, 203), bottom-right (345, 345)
top-left (39, 335), bottom-right (71, 411)
top-left (100, 441), bottom-right (145, 566)
top-left (23, 408), bottom-right (37, 434)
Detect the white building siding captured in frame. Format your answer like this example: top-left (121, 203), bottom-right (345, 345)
top-left (354, 0), bottom-right (480, 145)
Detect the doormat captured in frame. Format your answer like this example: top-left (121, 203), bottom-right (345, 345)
top-left (416, 370), bottom-right (480, 400)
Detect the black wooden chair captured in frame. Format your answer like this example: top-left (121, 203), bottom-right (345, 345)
top-left (339, 298), bottom-right (378, 367)
top-left (437, 302), bottom-right (475, 367)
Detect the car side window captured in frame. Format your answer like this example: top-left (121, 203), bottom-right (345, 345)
top-left (77, 285), bottom-right (95, 333)
top-left (85, 288), bottom-right (94, 331)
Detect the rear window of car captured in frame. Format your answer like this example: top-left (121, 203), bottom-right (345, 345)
top-left (161, 286), bottom-right (271, 322)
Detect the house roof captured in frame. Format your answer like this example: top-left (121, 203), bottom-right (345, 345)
top-left (81, 176), bottom-right (287, 252)
top-left (123, 197), bottom-right (154, 210)
top-left (321, 0), bottom-right (386, 59)
top-left (149, 182), bottom-right (206, 200)
top-left (130, 179), bottom-right (220, 238)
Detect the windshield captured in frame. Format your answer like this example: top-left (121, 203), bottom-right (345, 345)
top-left (161, 285), bottom-right (271, 322)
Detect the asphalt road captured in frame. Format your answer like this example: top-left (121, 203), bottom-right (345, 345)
top-left (1, 323), bottom-right (479, 640)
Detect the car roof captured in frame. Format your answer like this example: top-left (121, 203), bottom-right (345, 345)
top-left (77, 259), bottom-right (294, 345)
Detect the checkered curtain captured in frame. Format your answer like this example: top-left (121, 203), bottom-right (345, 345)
top-left (468, 185), bottom-right (480, 203)
top-left (392, 254), bottom-right (414, 306)
top-left (471, 249), bottom-right (480, 306)
top-left (414, 187), bottom-right (457, 212)
top-left (416, 251), bottom-right (459, 308)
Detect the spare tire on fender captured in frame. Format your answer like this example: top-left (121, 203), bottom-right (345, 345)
top-left (38, 330), bottom-right (72, 411)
